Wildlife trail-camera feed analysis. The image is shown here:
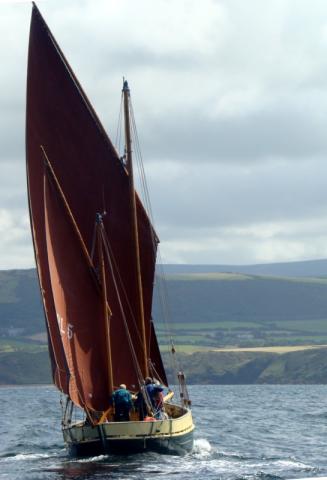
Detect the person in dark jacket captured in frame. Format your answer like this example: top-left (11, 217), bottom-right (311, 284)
top-left (112, 384), bottom-right (133, 421)
top-left (145, 377), bottom-right (165, 419)
top-left (134, 390), bottom-right (147, 420)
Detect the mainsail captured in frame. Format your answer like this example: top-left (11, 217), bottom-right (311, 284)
top-left (26, 4), bottom-right (167, 412)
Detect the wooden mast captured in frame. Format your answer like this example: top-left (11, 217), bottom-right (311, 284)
top-left (96, 215), bottom-right (114, 397)
top-left (123, 79), bottom-right (149, 379)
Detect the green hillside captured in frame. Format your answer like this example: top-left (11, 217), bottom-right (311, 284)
top-left (1, 267), bottom-right (327, 384)
top-left (2, 347), bottom-right (327, 385)
top-left (162, 259), bottom-right (327, 277)
top-left (2, 268), bottom-right (327, 347)
top-left (153, 273), bottom-right (327, 348)
top-left (0, 350), bottom-right (51, 384)
top-left (0, 269), bottom-right (44, 337)
top-left (154, 272), bottom-right (327, 325)
top-left (180, 347), bottom-right (327, 384)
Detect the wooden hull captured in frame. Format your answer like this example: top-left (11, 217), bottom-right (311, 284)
top-left (63, 405), bottom-right (194, 457)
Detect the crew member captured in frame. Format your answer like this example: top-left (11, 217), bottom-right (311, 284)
top-left (145, 377), bottom-right (165, 419)
top-left (112, 384), bottom-right (133, 421)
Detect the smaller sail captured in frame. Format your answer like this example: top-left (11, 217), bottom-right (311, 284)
top-left (44, 171), bottom-right (111, 411)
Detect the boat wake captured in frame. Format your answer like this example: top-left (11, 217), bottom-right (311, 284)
top-left (0, 452), bottom-right (60, 463)
top-left (69, 454), bottom-right (109, 463)
top-left (192, 438), bottom-right (212, 457)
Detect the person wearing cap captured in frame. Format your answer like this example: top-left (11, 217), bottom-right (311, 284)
top-left (112, 384), bottom-right (133, 421)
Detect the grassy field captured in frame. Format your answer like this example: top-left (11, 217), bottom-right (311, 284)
top-left (160, 343), bottom-right (327, 354)
top-left (0, 338), bottom-right (47, 353)
top-left (155, 312), bottom-right (327, 349)
top-left (211, 345), bottom-right (327, 354)
top-left (163, 273), bottom-right (253, 281)
top-left (274, 319), bottom-right (327, 333)
top-left (155, 321), bottom-right (261, 330)
top-left (161, 344), bottom-right (215, 354)
top-left (161, 272), bottom-right (327, 284)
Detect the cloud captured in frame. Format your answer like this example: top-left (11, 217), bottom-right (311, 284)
top-left (139, 104), bottom-right (327, 163)
top-left (142, 157), bottom-right (327, 228)
top-left (0, 208), bottom-right (33, 269)
top-left (1, 0), bottom-right (327, 267)
top-left (159, 217), bottom-right (327, 265)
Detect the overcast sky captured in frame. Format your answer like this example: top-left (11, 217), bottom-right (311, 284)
top-left (2, 0), bottom-right (327, 268)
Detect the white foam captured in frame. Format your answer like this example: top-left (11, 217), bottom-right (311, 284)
top-left (192, 438), bottom-right (212, 457)
top-left (1, 452), bottom-right (52, 463)
top-left (275, 458), bottom-right (315, 470)
top-left (286, 478), bottom-right (327, 480)
top-left (72, 454), bottom-right (108, 463)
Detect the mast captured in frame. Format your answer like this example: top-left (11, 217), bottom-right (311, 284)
top-left (96, 214), bottom-right (114, 396)
top-left (123, 79), bottom-right (149, 379)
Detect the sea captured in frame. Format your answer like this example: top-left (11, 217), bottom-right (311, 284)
top-left (1, 384), bottom-right (327, 480)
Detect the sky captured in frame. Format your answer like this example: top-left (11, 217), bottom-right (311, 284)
top-left (2, 0), bottom-right (327, 268)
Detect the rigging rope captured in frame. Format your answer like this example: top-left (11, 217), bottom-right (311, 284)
top-left (113, 88), bottom-right (186, 391)
top-left (99, 223), bottom-right (153, 413)
top-left (101, 228), bottom-right (154, 413)
top-left (100, 225), bottom-right (145, 355)
top-left (128, 97), bottom-right (183, 376)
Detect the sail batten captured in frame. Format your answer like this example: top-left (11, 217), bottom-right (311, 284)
top-left (26, 3), bottom-right (166, 409)
top-left (41, 146), bottom-right (97, 277)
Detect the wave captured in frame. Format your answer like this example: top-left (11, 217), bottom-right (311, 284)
top-left (69, 454), bottom-right (109, 463)
top-left (0, 452), bottom-right (58, 463)
top-left (217, 450), bottom-right (260, 461)
top-left (303, 411), bottom-right (327, 419)
top-left (274, 458), bottom-right (315, 470)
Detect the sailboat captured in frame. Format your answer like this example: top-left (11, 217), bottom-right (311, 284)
top-left (26, 3), bottom-right (194, 456)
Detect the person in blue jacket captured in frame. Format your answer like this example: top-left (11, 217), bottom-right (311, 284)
top-left (145, 377), bottom-right (165, 419)
top-left (112, 384), bottom-right (133, 421)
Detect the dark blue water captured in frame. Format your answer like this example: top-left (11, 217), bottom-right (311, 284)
top-left (1, 385), bottom-right (327, 480)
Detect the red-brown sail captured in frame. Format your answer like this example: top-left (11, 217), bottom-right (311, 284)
top-left (44, 171), bottom-right (111, 410)
top-left (26, 3), bottom-right (167, 409)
